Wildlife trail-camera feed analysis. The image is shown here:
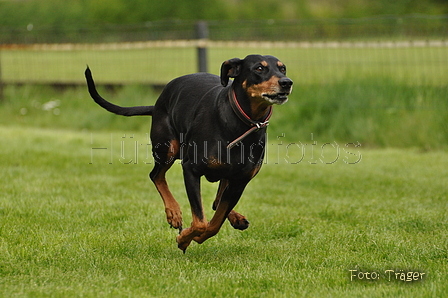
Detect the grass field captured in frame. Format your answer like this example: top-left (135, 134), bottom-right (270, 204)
top-left (0, 44), bottom-right (447, 296)
top-left (1, 45), bottom-right (447, 149)
top-left (2, 46), bottom-right (448, 85)
top-left (0, 125), bottom-right (447, 297)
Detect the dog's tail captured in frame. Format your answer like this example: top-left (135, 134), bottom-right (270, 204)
top-left (85, 67), bottom-right (154, 116)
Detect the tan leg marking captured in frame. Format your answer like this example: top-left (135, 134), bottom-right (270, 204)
top-left (177, 210), bottom-right (208, 252)
top-left (152, 140), bottom-right (182, 229)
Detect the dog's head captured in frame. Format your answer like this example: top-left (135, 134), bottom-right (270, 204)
top-left (220, 54), bottom-right (293, 105)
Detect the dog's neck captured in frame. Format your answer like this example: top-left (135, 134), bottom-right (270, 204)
top-left (227, 88), bottom-right (272, 149)
top-left (232, 84), bottom-right (271, 121)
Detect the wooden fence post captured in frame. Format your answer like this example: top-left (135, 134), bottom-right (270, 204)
top-left (0, 50), bottom-right (3, 101)
top-left (195, 21), bottom-right (208, 73)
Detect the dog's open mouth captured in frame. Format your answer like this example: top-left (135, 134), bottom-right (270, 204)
top-left (262, 92), bottom-right (289, 104)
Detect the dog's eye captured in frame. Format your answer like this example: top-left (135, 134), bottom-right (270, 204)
top-left (255, 66), bottom-right (265, 72)
top-left (279, 66), bottom-right (286, 74)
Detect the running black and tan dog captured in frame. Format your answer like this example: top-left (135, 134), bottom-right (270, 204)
top-left (85, 55), bottom-right (293, 252)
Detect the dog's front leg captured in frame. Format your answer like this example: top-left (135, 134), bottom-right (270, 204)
top-left (212, 179), bottom-right (250, 230)
top-left (176, 163), bottom-right (207, 252)
top-left (194, 179), bottom-right (248, 244)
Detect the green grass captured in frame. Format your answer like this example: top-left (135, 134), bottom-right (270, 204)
top-left (2, 46), bottom-right (448, 85)
top-left (0, 45), bottom-right (447, 296)
top-left (1, 45), bottom-right (447, 149)
top-left (1, 48), bottom-right (197, 85)
top-left (1, 77), bottom-right (447, 149)
top-left (1, 125), bottom-right (447, 297)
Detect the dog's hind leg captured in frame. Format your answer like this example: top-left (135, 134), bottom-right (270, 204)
top-left (150, 139), bottom-right (183, 230)
top-left (212, 179), bottom-right (250, 230)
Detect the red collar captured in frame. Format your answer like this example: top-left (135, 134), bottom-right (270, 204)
top-left (227, 90), bottom-right (272, 149)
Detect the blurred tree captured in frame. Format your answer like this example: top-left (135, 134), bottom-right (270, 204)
top-left (0, 0), bottom-right (447, 27)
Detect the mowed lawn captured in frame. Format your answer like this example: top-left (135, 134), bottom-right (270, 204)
top-left (2, 45), bottom-right (448, 86)
top-left (1, 125), bottom-right (447, 297)
top-left (0, 44), bottom-right (447, 296)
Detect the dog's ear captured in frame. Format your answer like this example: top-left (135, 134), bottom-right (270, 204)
top-left (220, 58), bottom-right (242, 87)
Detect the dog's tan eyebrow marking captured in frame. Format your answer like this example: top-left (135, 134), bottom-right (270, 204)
top-left (261, 61), bottom-right (268, 67)
top-left (277, 61), bottom-right (284, 67)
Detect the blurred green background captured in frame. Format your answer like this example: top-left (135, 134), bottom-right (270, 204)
top-left (1, 2), bottom-right (447, 297)
top-left (1, 0), bottom-right (448, 26)
top-left (0, 0), bottom-right (447, 150)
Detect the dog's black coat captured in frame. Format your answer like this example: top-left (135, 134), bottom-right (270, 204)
top-left (86, 54), bottom-right (293, 252)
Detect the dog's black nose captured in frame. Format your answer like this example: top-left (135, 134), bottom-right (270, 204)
top-left (279, 77), bottom-right (293, 89)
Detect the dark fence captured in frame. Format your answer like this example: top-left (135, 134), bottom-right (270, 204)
top-left (1, 15), bottom-right (448, 44)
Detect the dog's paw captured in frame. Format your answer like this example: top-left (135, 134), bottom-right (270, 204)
top-left (165, 208), bottom-right (183, 230)
top-left (228, 211), bottom-right (250, 230)
top-left (176, 229), bottom-right (193, 253)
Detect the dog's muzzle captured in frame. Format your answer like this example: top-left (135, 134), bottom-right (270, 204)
top-left (262, 77), bottom-right (293, 104)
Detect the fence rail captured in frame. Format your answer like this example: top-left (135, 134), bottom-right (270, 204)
top-left (2, 39), bottom-right (448, 52)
